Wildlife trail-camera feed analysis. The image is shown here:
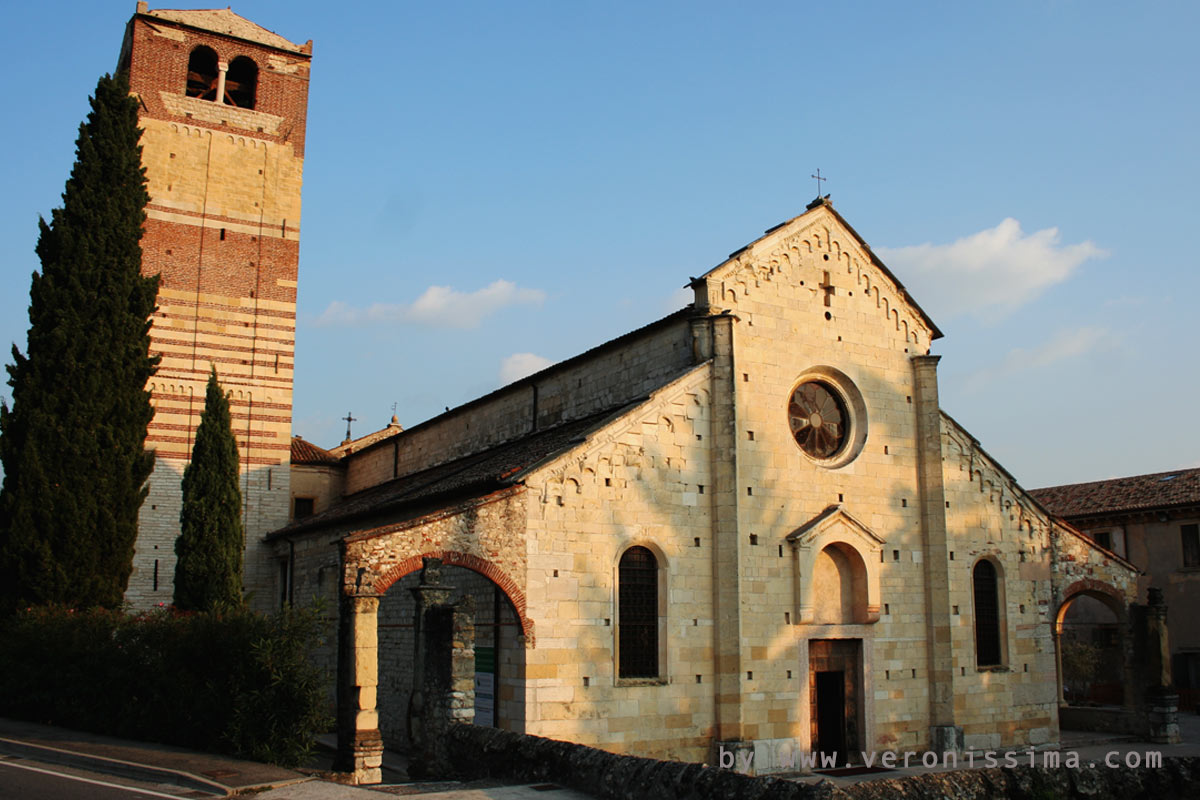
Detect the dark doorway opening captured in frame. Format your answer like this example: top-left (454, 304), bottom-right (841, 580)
top-left (815, 670), bottom-right (846, 758)
top-left (809, 639), bottom-right (862, 765)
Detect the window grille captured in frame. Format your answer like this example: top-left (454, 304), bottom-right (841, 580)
top-left (619, 546), bottom-right (658, 678)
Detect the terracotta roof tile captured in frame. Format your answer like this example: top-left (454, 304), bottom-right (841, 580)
top-left (290, 436), bottom-right (339, 466)
top-left (1030, 467), bottom-right (1200, 519)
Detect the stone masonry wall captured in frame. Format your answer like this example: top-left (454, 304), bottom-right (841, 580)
top-left (521, 365), bottom-right (716, 762)
top-left (940, 413), bottom-right (1138, 751)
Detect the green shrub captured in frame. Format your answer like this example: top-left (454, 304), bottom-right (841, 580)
top-left (0, 604), bottom-right (332, 767)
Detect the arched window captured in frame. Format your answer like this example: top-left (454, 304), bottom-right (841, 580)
top-left (973, 560), bottom-right (1002, 667)
top-left (226, 56), bottom-right (258, 109)
top-left (186, 46), bottom-right (219, 100)
top-left (618, 546), bottom-right (658, 678)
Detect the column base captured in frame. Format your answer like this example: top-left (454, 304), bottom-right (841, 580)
top-left (335, 729), bottom-right (384, 785)
top-left (1146, 689), bottom-right (1181, 745)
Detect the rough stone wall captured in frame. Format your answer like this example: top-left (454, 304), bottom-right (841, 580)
top-left (122, 10), bottom-right (310, 608)
top-left (443, 723), bottom-right (1200, 800)
top-left (341, 489), bottom-right (529, 621)
top-left (341, 318), bottom-right (695, 496)
top-left (1053, 521), bottom-right (1139, 604)
top-left (273, 527), bottom-right (342, 699)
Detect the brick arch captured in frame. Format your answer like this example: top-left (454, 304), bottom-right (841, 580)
top-left (374, 550), bottom-right (533, 645)
top-left (1056, 577), bottom-right (1128, 632)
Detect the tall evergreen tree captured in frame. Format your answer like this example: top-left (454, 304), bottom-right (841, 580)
top-left (174, 367), bottom-right (244, 612)
top-left (0, 72), bottom-right (159, 613)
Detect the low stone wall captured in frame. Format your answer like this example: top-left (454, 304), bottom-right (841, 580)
top-left (1059, 706), bottom-right (1143, 736)
top-left (441, 724), bottom-right (1200, 800)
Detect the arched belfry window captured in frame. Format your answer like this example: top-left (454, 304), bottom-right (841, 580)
top-left (186, 46), bottom-right (219, 100)
top-left (226, 56), bottom-right (258, 109)
top-left (618, 546), bottom-right (659, 678)
top-left (973, 559), bottom-right (1002, 667)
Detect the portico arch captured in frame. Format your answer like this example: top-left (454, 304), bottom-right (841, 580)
top-left (335, 487), bottom-right (530, 784)
top-left (1054, 578), bottom-right (1134, 714)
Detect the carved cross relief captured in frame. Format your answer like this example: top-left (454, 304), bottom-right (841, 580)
top-left (819, 270), bottom-right (835, 307)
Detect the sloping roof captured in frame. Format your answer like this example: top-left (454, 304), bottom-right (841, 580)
top-left (329, 419), bottom-right (404, 458)
top-left (290, 436), bottom-right (339, 466)
top-left (142, 7), bottom-right (307, 53)
top-left (343, 308), bottom-right (695, 462)
top-left (700, 197), bottom-right (943, 341)
top-left (1031, 467), bottom-right (1200, 519)
top-left (272, 405), bottom-right (632, 538)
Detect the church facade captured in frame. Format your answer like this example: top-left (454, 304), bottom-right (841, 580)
top-left (271, 198), bottom-right (1140, 780)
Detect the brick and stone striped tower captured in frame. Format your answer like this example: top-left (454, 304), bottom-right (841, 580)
top-left (118, 4), bottom-right (312, 608)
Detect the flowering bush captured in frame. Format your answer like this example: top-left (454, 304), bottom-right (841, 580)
top-left (0, 604), bottom-right (332, 767)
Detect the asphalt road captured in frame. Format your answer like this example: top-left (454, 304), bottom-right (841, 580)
top-left (0, 755), bottom-right (202, 799)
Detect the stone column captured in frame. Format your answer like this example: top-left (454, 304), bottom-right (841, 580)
top-left (1144, 587), bottom-right (1181, 744)
top-left (335, 593), bottom-right (383, 784)
top-left (912, 355), bottom-right (961, 752)
top-left (215, 61), bottom-right (228, 104)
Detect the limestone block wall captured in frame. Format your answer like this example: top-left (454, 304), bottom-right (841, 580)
top-left (521, 366), bottom-right (716, 762)
top-left (342, 318), bottom-right (695, 496)
top-left (940, 417), bottom-right (1060, 751)
top-left (940, 413), bottom-right (1137, 751)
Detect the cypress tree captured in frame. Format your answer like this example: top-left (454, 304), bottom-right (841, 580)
top-left (174, 367), bottom-right (244, 612)
top-left (0, 72), bottom-right (159, 612)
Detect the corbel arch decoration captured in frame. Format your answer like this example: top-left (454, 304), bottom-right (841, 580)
top-left (787, 505), bottom-right (884, 624)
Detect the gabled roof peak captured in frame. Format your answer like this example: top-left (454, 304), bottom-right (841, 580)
top-left (137, 4), bottom-right (310, 54)
top-left (699, 200), bottom-right (943, 341)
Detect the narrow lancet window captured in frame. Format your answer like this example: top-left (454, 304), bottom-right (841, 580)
top-left (618, 546), bottom-right (658, 678)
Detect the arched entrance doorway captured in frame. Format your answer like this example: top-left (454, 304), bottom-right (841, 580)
top-left (376, 561), bottom-right (527, 750)
top-left (1054, 580), bottom-right (1136, 727)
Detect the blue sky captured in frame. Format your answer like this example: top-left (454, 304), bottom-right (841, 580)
top-left (1, 1), bottom-right (1197, 488)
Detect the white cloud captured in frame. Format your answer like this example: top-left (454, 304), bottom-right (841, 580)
top-left (964, 326), bottom-right (1115, 391)
top-left (877, 219), bottom-right (1106, 320)
top-left (315, 280), bottom-right (545, 328)
top-left (500, 352), bottom-right (555, 385)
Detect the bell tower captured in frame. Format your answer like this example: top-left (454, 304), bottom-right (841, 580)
top-left (118, 3), bottom-right (312, 607)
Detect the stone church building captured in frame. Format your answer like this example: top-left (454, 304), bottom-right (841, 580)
top-left (273, 198), bottom-right (1140, 778)
top-left (113, 4), bottom-right (1150, 784)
